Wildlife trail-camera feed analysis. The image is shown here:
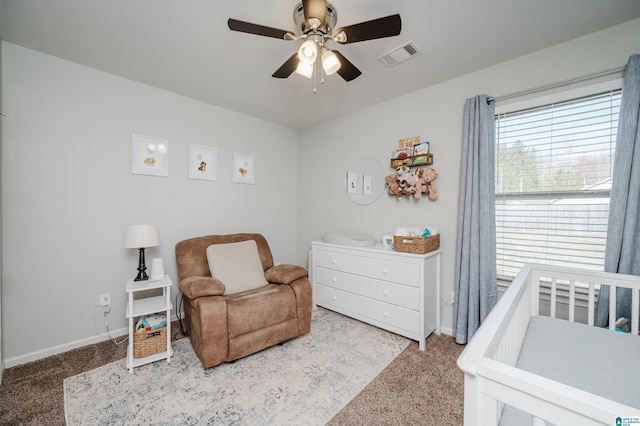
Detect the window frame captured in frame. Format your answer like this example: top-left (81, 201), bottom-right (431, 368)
top-left (494, 78), bottom-right (623, 291)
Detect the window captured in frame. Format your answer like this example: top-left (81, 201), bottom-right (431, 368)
top-left (495, 88), bottom-right (621, 280)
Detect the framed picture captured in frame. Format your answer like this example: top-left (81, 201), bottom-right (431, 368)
top-left (188, 144), bottom-right (218, 181)
top-left (232, 153), bottom-right (255, 184)
top-left (347, 171), bottom-right (359, 194)
top-left (363, 174), bottom-right (373, 195)
top-left (132, 133), bottom-right (168, 177)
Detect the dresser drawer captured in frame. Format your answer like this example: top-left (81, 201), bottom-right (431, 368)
top-left (359, 297), bottom-right (419, 334)
top-left (314, 267), bottom-right (359, 294)
top-left (313, 250), bottom-right (359, 274)
top-left (314, 284), bottom-right (360, 313)
top-left (359, 277), bottom-right (419, 310)
top-left (358, 257), bottom-right (420, 286)
top-left (311, 241), bottom-right (441, 351)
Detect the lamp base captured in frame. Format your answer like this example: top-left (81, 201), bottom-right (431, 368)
top-left (134, 272), bottom-right (149, 281)
top-left (134, 247), bottom-right (149, 281)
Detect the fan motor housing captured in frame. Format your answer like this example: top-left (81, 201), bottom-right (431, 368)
top-left (294, 1), bottom-right (337, 35)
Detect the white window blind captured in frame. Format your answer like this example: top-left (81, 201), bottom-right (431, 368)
top-left (495, 89), bottom-right (621, 279)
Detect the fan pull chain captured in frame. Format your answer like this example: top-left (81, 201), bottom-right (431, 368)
top-left (319, 43), bottom-right (326, 86)
top-left (313, 57), bottom-right (318, 94)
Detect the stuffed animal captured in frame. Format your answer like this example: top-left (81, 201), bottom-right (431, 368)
top-left (387, 166), bottom-right (439, 199)
top-left (396, 165), bottom-right (420, 196)
top-left (404, 178), bottom-right (417, 196)
top-left (395, 165), bottom-right (412, 186)
top-left (413, 168), bottom-right (438, 200)
top-left (385, 173), bottom-right (401, 196)
top-left (422, 168), bottom-right (439, 201)
top-left (414, 169), bottom-right (425, 199)
top-left (427, 180), bottom-right (438, 201)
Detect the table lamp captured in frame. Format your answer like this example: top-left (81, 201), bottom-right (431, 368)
top-left (124, 224), bottom-right (159, 281)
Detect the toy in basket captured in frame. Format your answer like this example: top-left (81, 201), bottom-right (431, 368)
top-left (393, 226), bottom-right (440, 254)
top-left (134, 312), bottom-right (167, 358)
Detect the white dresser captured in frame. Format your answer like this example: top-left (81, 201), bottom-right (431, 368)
top-left (311, 241), bottom-right (440, 350)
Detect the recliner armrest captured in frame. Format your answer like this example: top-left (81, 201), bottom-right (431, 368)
top-left (265, 264), bottom-right (308, 285)
top-left (179, 276), bottom-right (225, 298)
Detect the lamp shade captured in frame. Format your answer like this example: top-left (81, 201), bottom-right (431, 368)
top-left (321, 50), bottom-right (341, 75)
top-left (295, 61), bottom-right (314, 78)
top-left (297, 39), bottom-right (317, 65)
top-left (124, 224), bottom-right (159, 248)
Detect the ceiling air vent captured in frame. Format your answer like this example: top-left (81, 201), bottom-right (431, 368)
top-left (378, 41), bottom-right (421, 67)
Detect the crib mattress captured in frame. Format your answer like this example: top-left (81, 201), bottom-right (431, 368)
top-left (500, 315), bottom-right (640, 425)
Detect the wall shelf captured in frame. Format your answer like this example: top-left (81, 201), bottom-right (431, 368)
top-left (390, 153), bottom-right (433, 168)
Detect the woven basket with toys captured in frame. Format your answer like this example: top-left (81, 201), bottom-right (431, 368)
top-left (393, 227), bottom-right (440, 254)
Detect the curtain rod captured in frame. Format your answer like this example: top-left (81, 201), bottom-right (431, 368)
top-left (487, 64), bottom-right (626, 104)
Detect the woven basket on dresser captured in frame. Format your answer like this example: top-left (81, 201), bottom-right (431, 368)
top-left (133, 326), bottom-right (167, 358)
top-left (393, 234), bottom-right (440, 254)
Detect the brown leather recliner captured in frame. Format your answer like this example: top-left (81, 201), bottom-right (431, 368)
top-left (175, 233), bottom-right (312, 369)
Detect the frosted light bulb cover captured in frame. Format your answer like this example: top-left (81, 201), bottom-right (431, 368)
top-left (297, 39), bottom-right (317, 65)
top-left (322, 50), bottom-right (341, 75)
top-left (295, 61), bottom-right (314, 78)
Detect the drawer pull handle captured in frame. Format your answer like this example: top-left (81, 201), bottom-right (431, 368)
top-left (332, 259), bottom-right (337, 264)
top-left (332, 277), bottom-right (337, 283)
top-left (383, 290), bottom-right (389, 296)
top-left (382, 268), bottom-right (389, 274)
top-left (383, 312), bottom-right (389, 317)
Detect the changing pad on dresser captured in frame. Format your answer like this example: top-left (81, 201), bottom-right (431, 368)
top-left (321, 232), bottom-right (376, 247)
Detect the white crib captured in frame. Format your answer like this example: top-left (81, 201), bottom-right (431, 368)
top-left (457, 263), bottom-right (640, 425)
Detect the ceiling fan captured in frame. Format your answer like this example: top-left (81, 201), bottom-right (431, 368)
top-left (227, 0), bottom-right (401, 84)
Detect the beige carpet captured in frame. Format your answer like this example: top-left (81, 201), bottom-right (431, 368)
top-left (329, 334), bottom-right (465, 425)
top-left (0, 319), bottom-right (465, 425)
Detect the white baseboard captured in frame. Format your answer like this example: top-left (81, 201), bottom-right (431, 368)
top-left (4, 312), bottom-right (183, 369)
top-left (4, 327), bottom-right (127, 368)
top-left (5, 314), bottom-right (449, 368)
top-left (439, 326), bottom-right (453, 337)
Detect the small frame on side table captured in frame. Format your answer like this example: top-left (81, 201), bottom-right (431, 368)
top-left (126, 275), bottom-right (173, 374)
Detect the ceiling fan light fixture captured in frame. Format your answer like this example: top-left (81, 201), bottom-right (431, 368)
top-left (302, 0), bottom-right (327, 30)
top-left (321, 50), bottom-right (341, 75)
top-left (295, 61), bottom-right (314, 78)
top-left (228, 3), bottom-right (400, 83)
top-left (307, 17), bottom-right (321, 29)
top-left (333, 30), bottom-right (346, 43)
top-left (297, 39), bottom-right (318, 64)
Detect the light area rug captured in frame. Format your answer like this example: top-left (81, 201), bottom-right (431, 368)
top-left (64, 308), bottom-right (410, 425)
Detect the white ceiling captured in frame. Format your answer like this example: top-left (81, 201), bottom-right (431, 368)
top-left (2, 0), bottom-right (640, 130)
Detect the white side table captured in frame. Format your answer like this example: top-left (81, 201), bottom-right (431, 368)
top-left (126, 275), bottom-right (173, 374)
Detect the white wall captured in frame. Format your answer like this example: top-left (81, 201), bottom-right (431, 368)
top-left (0, 34), bottom-right (4, 379)
top-left (1, 42), bottom-right (298, 363)
top-left (3, 17), bottom-right (639, 365)
top-left (297, 18), bottom-right (640, 335)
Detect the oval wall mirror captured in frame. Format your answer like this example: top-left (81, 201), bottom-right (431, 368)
top-left (345, 155), bottom-right (386, 205)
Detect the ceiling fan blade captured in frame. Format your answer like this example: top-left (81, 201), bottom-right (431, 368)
top-left (334, 14), bottom-right (401, 44)
top-left (272, 54), bottom-right (299, 78)
top-left (228, 18), bottom-right (294, 40)
top-left (302, 0), bottom-right (327, 30)
top-left (332, 51), bottom-right (362, 82)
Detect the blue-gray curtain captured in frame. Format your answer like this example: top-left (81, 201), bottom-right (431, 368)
top-left (595, 54), bottom-right (640, 328)
top-left (453, 94), bottom-right (498, 344)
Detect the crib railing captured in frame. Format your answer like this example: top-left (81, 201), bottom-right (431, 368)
top-left (458, 263), bottom-right (640, 425)
top-left (532, 264), bottom-right (640, 334)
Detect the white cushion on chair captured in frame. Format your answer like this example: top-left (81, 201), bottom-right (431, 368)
top-left (206, 240), bottom-right (268, 295)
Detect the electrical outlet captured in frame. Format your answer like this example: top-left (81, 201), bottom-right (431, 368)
top-left (99, 293), bottom-right (111, 307)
